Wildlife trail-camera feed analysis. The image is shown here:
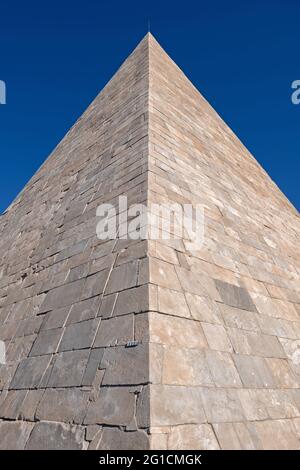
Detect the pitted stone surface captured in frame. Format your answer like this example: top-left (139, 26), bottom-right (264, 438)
top-left (0, 33), bottom-right (299, 450)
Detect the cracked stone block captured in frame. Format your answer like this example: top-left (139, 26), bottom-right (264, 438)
top-left (9, 355), bottom-right (52, 390)
top-left (58, 318), bottom-right (100, 351)
top-left (26, 421), bottom-right (86, 450)
top-left (0, 421), bottom-right (34, 450)
top-left (29, 328), bottom-right (63, 356)
top-left (36, 388), bottom-right (89, 423)
top-left (47, 349), bottom-right (90, 387)
top-left (84, 386), bottom-right (135, 425)
top-left (215, 280), bottom-right (257, 311)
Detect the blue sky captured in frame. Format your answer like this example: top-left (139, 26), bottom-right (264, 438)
top-left (0, 0), bottom-right (299, 212)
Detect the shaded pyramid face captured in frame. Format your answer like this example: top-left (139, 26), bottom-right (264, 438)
top-left (0, 34), bottom-right (300, 450)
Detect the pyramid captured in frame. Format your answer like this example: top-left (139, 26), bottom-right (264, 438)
top-left (0, 34), bottom-right (300, 450)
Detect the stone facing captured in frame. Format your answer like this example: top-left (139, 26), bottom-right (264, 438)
top-left (0, 34), bottom-right (299, 450)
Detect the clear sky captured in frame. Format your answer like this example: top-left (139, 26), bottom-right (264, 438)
top-left (0, 0), bottom-right (299, 213)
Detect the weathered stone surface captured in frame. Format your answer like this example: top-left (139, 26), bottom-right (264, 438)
top-left (162, 347), bottom-right (213, 386)
top-left (213, 422), bottom-right (256, 450)
top-left (105, 261), bottom-right (139, 294)
top-left (201, 388), bottom-right (245, 423)
top-left (47, 349), bottom-right (90, 387)
top-left (233, 354), bottom-right (276, 388)
top-left (99, 428), bottom-right (150, 450)
top-left (101, 344), bottom-right (148, 385)
top-left (93, 315), bottom-right (133, 347)
top-left (84, 387), bottom-right (135, 425)
top-left (215, 280), bottom-right (257, 311)
top-left (30, 328), bottom-right (63, 356)
top-left (151, 385), bottom-right (206, 426)
top-left (81, 348), bottom-right (104, 386)
top-left (58, 318), bottom-right (100, 351)
top-left (168, 424), bottom-right (220, 450)
top-left (157, 286), bottom-right (190, 318)
top-left (10, 355), bottom-right (52, 389)
top-left (36, 388), bottom-right (89, 423)
top-left (26, 422), bottom-right (86, 450)
top-left (40, 279), bottom-right (84, 313)
top-left (202, 323), bottom-right (233, 352)
top-left (149, 312), bottom-right (207, 349)
top-left (0, 421), bottom-right (34, 450)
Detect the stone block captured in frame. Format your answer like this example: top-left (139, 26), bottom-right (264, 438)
top-left (93, 315), bottom-right (133, 347)
top-left (215, 280), bottom-right (256, 311)
top-left (149, 312), bottom-right (207, 349)
top-left (219, 303), bottom-right (259, 331)
top-left (47, 349), bottom-right (90, 387)
top-left (10, 355), bottom-right (52, 390)
top-left (39, 279), bottom-right (84, 312)
top-left (252, 419), bottom-right (300, 450)
top-left (36, 388), bottom-right (89, 423)
top-left (205, 350), bottom-right (242, 387)
top-left (67, 297), bottom-right (101, 324)
top-left (19, 389), bottom-right (44, 420)
top-left (202, 322), bottom-right (233, 352)
top-left (30, 328), bottom-right (63, 356)
top-left (157, 286), bottom-right (190, 318)
top-left (82, 269), bottom-right (110, 300)
top-left (99, 428), bottom-right (149, 450)
top-left (84, 386), bottom-right (135, 425)
top-left (82, 348), bottom-right (104, 386)
top-left (26, 421), bottom-right (86, 450)
top-left (265, 358), bottom-right (299, 388)
top-left (41, 306), bottom-right (70, 330)
top-left (201, 388), bottom-right (245, 423)
top-left (58, 318), bottom-right (100, 351)
top-left (101, 343), bottom-right (148, 385)
top-left (149, 258), bottom-right (181, 291)
top-left (151, 385), bottom-right (206, 426)
top-left (233, 354), bottom-right (275, 388)
top-left (185, 293), bottom-right (223, 324)
top-left (162, 347), bottom-right (213, 386)
top-left (168, 424), bottom-right (220, 450)
top-left (213, 422), bottom-right (255, 450)
top-left (176, 267), bottom-right (221, 300)
top-left (0, 421), bottom-right (34, 450)
top-left (105, 261), bottom-right (138, 294)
